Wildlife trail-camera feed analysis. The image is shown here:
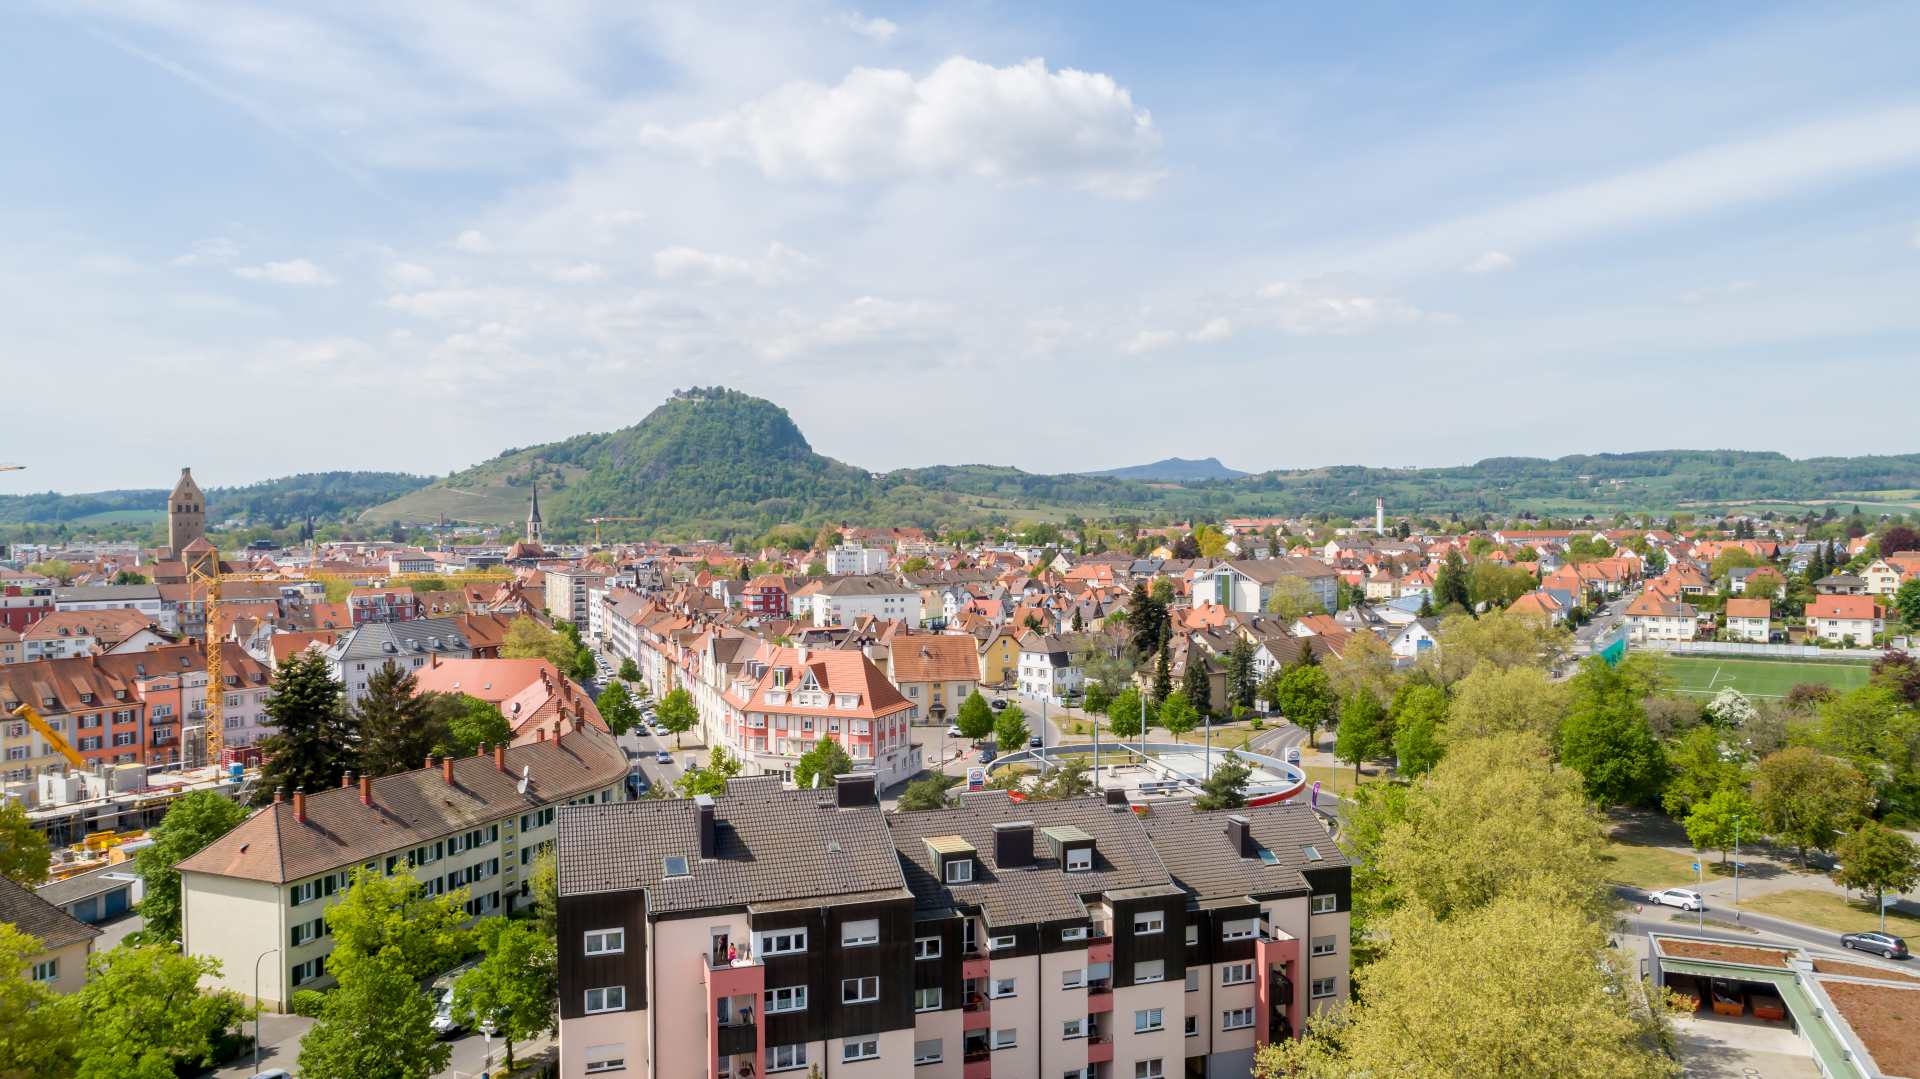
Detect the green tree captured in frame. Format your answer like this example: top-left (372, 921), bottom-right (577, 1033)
top-left (26, 559), bottom-right (75, 585)
top-left (1181, 652), bottom-right (1212, 716)
top-left (112, 570), bottom-right (149, 585)
top-left (1897, 578), bottom-right (1920, 633)
top-left (898, 776), bottom-right (956, 811)
top-left (1431, 549), bottom-right (1471, 612)
top-left (1105, 685), bottom-right (1152, 739)
top-left (0, 924), bottom-right (75, 1078)
top-left (355, 660), bottom-right (447, 779)
top-left (1125, 583), bottom-right (1165, 656)
top-left (1446, 664), bottom-right (1568, 745)
top-left (1150, 645), bottom-right (1172, 705)
top-left (1158, 690), bottom-right (1198, 738)
top-left (500, 617), bottom-right (574, 669)
top-left (67, 944), bottom-right (248, 1079)
top-left (132, 789), bottom-right (247, 945)
top-left (1324, 630), bottom-right (1398, 708)
top-left (1392, 686), bottom-right (1446, 777)
top-left (1193, 752), bottom-right (1251, 811)
top-left (1038, 756), bottom-right (1095, 801)
top-left (1661, 725), bottom-right (1746, 817)
top-left (675, 746), bottom-right (743, 797)
top-left (1752, 747), bottom-right (1872, 865)
top-left (0, 801), bottom-right (50, 888)
top-left (993, 705), bottom-right (1031, 751)
top-left (1428, 607), bottom-right (1570, 685)
top-left (299, 953), bottom-right (449, 1079)
top-left (428, 692), bottom-right (512, 757)
top-left (324, 867), bottom-right (473, 983)
top-left (955, 692), bottom-right (995, 740)
top-left (530, 850), bottom-right (559, 939)
top-left (1335, 692), bottom-right (1388, 780)
top-left (654, 687), bottom-right (698, 747)
top-left (792, 737), bottom-right (855, 790)
top-left (1270, 663), bottom-right (1336, 749)
top-left (1263, 576), bottom-right (1323, 619)
top-left (1833, 821), bottom-right (1920, 929)
top-left (255, 650), bottom-right (355, 803)
top-left (451, 918), bottom-right (557, 1072)
top-left (1685, 787), bottom-right (1756, 865)
top-left (1557, 697), bottom-right (1666, 807)
top-left (596, 680), bottom-right (641, 736)
top-left (1225, 636), bottom-right (1257, 710)
top-left (617, 657), bottom-right (642, 682)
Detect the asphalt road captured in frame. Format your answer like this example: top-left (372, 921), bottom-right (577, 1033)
top-left (1613, 884), bottom-right (1917, 970)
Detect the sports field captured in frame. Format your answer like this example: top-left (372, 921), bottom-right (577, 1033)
top-left (1656, 654), bottom-right (1872, 699)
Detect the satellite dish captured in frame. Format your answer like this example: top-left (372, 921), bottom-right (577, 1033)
top-left (517, 765), bottom-right (530, 795)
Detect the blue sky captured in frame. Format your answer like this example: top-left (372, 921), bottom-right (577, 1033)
top-left (5, 2), bottom-right (1919, 492)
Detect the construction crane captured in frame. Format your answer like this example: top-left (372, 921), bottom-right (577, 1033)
top-left (10, 703), bottom-right (87, 771)
top-left (586, 516), bottom-right (647, 547)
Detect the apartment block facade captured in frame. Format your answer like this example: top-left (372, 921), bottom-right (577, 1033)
top-left (177, 723), bottom-right (628, 1010)
top-left (548, 568), bottom-right (609, 631)
top-left (555, 778), bottom-right (1349, 1079)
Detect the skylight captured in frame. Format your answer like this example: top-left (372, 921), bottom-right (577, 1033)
top-left (1302, 846), bottom-right (1323, 862)
top-left (1257, 849), bottom-right (1280, 865)
top-left (663, 856), bottom-right (690, 878)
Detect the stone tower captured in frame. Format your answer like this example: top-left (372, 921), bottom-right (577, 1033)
top-left (526, 482), bottom-right (543, 547)
top-left (168, 467), bottom-right (206, 558)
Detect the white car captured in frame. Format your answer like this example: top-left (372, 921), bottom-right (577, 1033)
top-left (1647, 888), bottom-right (1704, 912)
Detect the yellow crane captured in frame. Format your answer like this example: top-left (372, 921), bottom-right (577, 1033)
top-left (10, 703), bottom-right (87, 771)
top-left (586, 516), bottom-right (647, 546)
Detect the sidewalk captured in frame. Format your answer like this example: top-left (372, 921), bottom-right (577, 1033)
top-left (1608, 808), bottom-right (1920, 916)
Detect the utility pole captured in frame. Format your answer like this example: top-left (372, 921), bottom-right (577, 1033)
top-left (1733, 818), bottom-right (1743, 906)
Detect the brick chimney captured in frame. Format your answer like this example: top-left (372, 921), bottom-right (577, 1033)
top-left (442, 756), bottom-right (455, 785)
top-left (494, 742), bottom-right (507, 772)
top-left (292, 790), bottom-right (307, 823)
top-left (424, 753), bottom-right (435, 770)
top-left (537, 727), bottom-right (547, 742)
top-left (359, 773), bottom-right (372, 806)
top-left (341, 770), bottom-right (353, 789)
top-left (274, 787), bottom-right (285, 805)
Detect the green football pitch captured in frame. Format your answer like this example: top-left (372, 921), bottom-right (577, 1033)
top-left (1654, 654), bottom-right (1873, 699)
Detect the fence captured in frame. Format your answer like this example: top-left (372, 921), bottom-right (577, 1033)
top-left (1632, 640), bottom-right (1897, 662)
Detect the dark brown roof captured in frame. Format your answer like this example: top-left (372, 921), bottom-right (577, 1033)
top-left (556, 787), bottom-right (907, 915)
top-left (0, 876), bottom-right (99, 951)
top-left (1141, 801), bottom-right (1345, 903)
top-left (887, 792), bottom-right (1178, 927)
top-left (177, 724), bottom-right (628, 884)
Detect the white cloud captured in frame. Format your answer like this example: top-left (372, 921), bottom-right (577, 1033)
top-left (546, 262), bottom-right (608, 283)
top-left (454, 229), bottom-right (493, 253)
top-left (1190, 317), bottom-right (1233, 343)
top-left (836, 11), bottom-right (899, 43)
top-left (232, 258), bottom-right (335, 286)
top-left (639, 57), bottom-right (1162, 196)
top-left (1462, 250), bottom-right (1514, 274)
top-left (1124, 329), bottom-right (1178, 355)
top-left (385, 261), bottom-right (436, 286)
top-left (170, 236), bottom-right (239, 268)
top-left (652, 242), bottom-right (816, 285)
top-left (1256, 279), bottom-right (1436, 335)
top-left (762, 296), bottom-right (953, 360)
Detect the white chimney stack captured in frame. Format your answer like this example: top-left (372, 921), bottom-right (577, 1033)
top-left (1376, 498), bottom-right (1385, 535)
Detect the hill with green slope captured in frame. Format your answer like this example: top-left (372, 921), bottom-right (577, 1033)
top-left (0, 471), bottom-right (432, 528)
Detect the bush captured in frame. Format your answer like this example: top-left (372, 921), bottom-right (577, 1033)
top-left (290, 988), bottom-right (327, 1017)
top-left (1250, 718), bottom-right (1265, 730)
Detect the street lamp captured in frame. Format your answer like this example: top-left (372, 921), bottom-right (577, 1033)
top-left (253, 947), bottom-right (280, 1075)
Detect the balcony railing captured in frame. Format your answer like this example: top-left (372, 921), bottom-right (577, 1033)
top-left (962, 1048), bottom-right (991, 1064)
top-left (962, 993), bottom-right (988, 1013)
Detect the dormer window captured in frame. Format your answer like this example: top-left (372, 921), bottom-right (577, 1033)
top-left (946, 859), bottom-right (973, 884)
top-left (1065, 847), bottom-right (1093, 873)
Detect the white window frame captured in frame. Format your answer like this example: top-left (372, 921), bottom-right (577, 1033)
top-left (914, 986), bottom-right (943, 1012)
top-left (1062, 1017), bottom-right (1085, 1039)
top-left (1133, 959), bottom-right (1164, 985)
top-left (758, 929), bottom-right (808, 956)
top-left (765, 985), bottom-right (808, 1014)
top-left (1311, 935), bottom-right (1338, 957)
top-left (584, 985), bottom-right (626, 1014)
top-left (1221, 962), bottom-right (1254, 986)
top-left (1311, 976), bottom-right (1337, 999)
top-left (584, 1055), bottom-right (626, 1075)
top-left (1060, 925), bottom-right (1088, 942)
top-left (842, 918), bottom-right (879, 947)
top-left (1185, 968), bottom-right (1200, 992)
top-left (1062, 968), bottom-right (1084, 989)
top-left (584, 928), bottom-right (625, 956)
top-left (1065, 847), bottom-right (1093, 872)
top-left (1136, 1060), bottom-right (1165, 1079)
top-left (1133, 911), bottom-right (1164, 935)
top-left (993, 1028), bottom-right (1018, 1050)
top-left (1310, 893), bottom-right (1337, 915)
top-left (768, 1044), bottom-right (808, 1072)
top-left (915, 935), bottom-right (942, 959)
top-left (842, 975), bottom-right (880, 1004)
top-left (1223, 1007), bottom-right (1254, 1031)
top-left (945, 858), bottom-right (973, 883)
top-left (1221, 918), bottom-right (1257, 942)
top-left (991, 976), bottom-right (1017, 998)
top-left (842, 1038), bottom-right (879, 1062)
top-left (913, 1038), bottom-right (943, 1065)
top-left (991, 933), bottom-right (1017, 951)
top-left (1134, 1007), bottom-right (1165, 1033)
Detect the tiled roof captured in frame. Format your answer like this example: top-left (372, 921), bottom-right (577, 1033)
top-left (1725, 598), bottom-right (1772, 619)
top-left (0, 875), bottom-right (99, 951)
top-left (1807, 595), bottom-right (1882, 620)
top-left (887, 792), bottom-right (1178, 926)
top-left (1142, 801), bottom-right (1344, 903)
top-left (177, 724), bottom-right (628, 884)
top-left (889, 634), bottom-right (979, 683)
top-left (811, 575), bottom-right (915, 597)
top-left (556, 786), bottom-right (907, 915)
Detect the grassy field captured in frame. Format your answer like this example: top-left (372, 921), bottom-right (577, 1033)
top-left (1738, 889), bottom-right (1920, 937)
top-left (1600, 839), bottom-right (1705, 890)
top-left (1657, 655), bottom-right (1873, 699)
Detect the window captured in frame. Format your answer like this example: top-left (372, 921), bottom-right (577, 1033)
top-left (290, 956), bottom-right (326, 986)
top-left (758, 929), bottom-right (807, 956)
top-left (915, 987), bottom-right (943, 1012)
top-left (1133, 911), bottom-right (1164, 935)
top-left (945, 858), bottom-right (973, 883)
top-left (1221, 918), bottom-right (1257, 941)
top-left (1065, 847), bottom-right (1093, 872)
top-left (290, 917), bottom-right (325, 947)
top-left (769, 1044), bottom-right (807, 1072)
top-left (1062, 1017), bottom-right (1084, 1038)
top-left (842, 976), bottom-right (880, 1004)
top-left (30, 959), bottom-right (57, 983)
top-left (1135, 1060), bottom-right (1165, 1079)
top-left (1062, 967), bottom-right (1084, 989)
top-left (1311, 977), bottom-right (1337, 999)
top-left (842, 918), bottom-right (879, 947)
top-left (1185, 969), bottom-right (1199, 992)
top-left (1223, 1007), bottom-right (1254, 1031)
top-left (585, 986), bottom-right (626, 1014)
top-left (1184, 925), bottom-right (1198, 945)
top-left (1133, 959), bottom-right (1164, 984)
top-left (1221, 962), bottom-right (1254, 986)
top-left (1311, 935), bottom-right (1337, 957)
top-left (1060, 925), bottom-right (1088, 942)
top-left (914, 1038), bottom-right (943, 1065)
top-left (915, 935), bottom-right (942, 959)
top-left (991, 933), bottom-right (1017, 951)
top-left (991, 977), bottom-right (1016, 998)
top-left (765, 986), bottom-right (808, 1013)
top-left (1184, 1015), bottom-right (1198, 1037)
top-left (1310, 894), bottom-right (1337, 915)
top-left (1134, 1007), bottom-right (1164, 1033)
top-left (843, 1039), bottom-right (879, 1062)
top-left (993, 1028), bottom-right (1017, 1050)
top-left (584, 929), bottom-right (625, 956)
top-left (583, 1046), bottom-right (626, 1074)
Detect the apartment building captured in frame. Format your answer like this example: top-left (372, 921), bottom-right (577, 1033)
top-left (20, 609), bottom-right (169, 661)
top-left (799, 575), bottom-right (924, 628)
top-left (178, 722), bottom-right (628, 1010)
top-left (548, 568), bottom-right (609, 631)
top-left (554, 778), bottom-right (1349, 1079)
top-left (1805, 595), bottom-right (1885, 645)
top-left (718, 646), bottom-right (921, 788)
top-left (1725, 598), bottom-right (1772, 643)
top-left (348, 587), bottom-right (426, 626)
top-left (1622, 594), bottom-right (1699, 642)
top-left (54, 584), bottom-right (173, 633)
top-left (326, 617), bottom-right (475, 706)
top-left (826, 544), bottom-right (890, 576)
top-left (0, 584), bottom-right (54, 633)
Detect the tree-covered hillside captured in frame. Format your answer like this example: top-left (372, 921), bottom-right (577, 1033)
top-left (0, 471), bottom-right (432, 527)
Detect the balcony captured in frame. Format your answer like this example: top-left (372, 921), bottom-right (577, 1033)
top-left (716, 1015), bottom-right (757, 1058)
top-left (1086, 1031), bottom-right (1114, 1065)
top-left (962, 1057), bottom-right (992, 1079)
top-left (1086, 986), bottom-right (1113, 1013)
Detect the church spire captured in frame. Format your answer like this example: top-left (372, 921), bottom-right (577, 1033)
top-left (526, 482), bottom-right (543, 546)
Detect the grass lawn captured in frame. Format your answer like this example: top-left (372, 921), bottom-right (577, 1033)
top-left (1600, 838), bottom-right (1706, 890)
top-left (1738, 889), bottom-right (1920, 937)
top-left (1656, 654), bottom-right (1873, 700)
top-left (1301, 765), bottom-right (1376, 797)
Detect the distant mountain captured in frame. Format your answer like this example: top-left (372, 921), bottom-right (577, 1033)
top-left (1083, 457), bottom-right (1248, 482)
top-left (0, 472), bottom-right (433, 527)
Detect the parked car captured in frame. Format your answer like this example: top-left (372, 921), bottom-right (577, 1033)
top-left (655, 751), bottom-right (673, 764)
top-left (989, 698), bottom-right (1009, 711)
top-left (1842, 931), bottom-right (1911, 959)
top-left (946, 724), bottom-right (965, 738)
top-left (979, 742), bottom-right (997, 764)
top-left (1646, 888), bottom-right (1705, 912)
top-left (1028, 736), bottom-right (1043, 749)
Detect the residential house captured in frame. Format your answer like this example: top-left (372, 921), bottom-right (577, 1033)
top-left (1387, 618), bottom-right (1440, 660)
top-left (20, 609), bottom-right (170, 661)
top-left (1805, 595), bottom-right (1884, 646)
top-left (347, 587), bottom-right (425, 626)
top-left (1815, 574), bottom-right (1867, 596)
top-left (0, 876), bottom-right (99, 994)
top-left (1018, 634), bottom-right (1088, 704)
top-left (802, 576), bottom-right (924, 629)
top-left (888, 635), bottom-right (980, 725)
top-left (718, 646), bottom-right (921, 788)
top-left (1725, 598), bottom-right (1771, 643)
top-left (326, 617), bottom-right (476, 706)
top-left (413, 658), bottom-right (606, 744)
top-left (54, 584), bottom-right (172, 633)
top-left (978, 627), bottom-right (1023, 688)
top-left (1862, 560), bottom-right (1903, 596)
top-left (1194, 559), bottom-right (1340, 616)
top-left (1622, 594), bottom-right (1699, 642)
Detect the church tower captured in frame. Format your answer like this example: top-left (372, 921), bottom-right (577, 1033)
top-left (168, 467), bottom-right (206, 558)
top-left (526, 482), bottom-right (543, 547)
